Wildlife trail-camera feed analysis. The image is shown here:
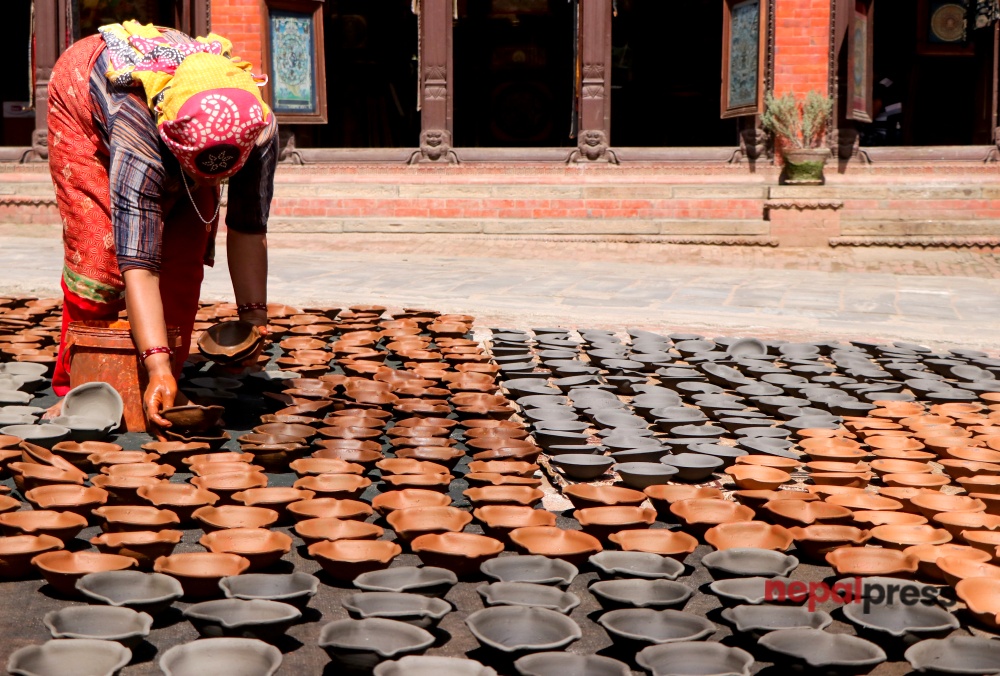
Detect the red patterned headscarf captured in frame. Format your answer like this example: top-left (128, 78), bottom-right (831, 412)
top-left (100, 21), bottom-right (274, 182)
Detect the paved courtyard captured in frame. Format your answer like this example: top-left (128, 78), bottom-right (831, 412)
top-left (1, 225), bottom-right (998, 352)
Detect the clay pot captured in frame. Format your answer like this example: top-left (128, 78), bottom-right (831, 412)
top-left (573, 507), bottom-right (657, 542)
top-left (940, 459), bottom-right (1000, 480)
top-left (289, 458), bottom-right (365, 477)
top-left (563, 484), bottom-right (646, 510)
top-left (0, 534), bottom-right (64, 578)
top-left (508, 526), bottom-right (603, 565)
top-left (381, 473), bottom-right (453, 492)
top-left (286, 498), bottom-right (373, 522)
top-left (90, 505), bottom-right (181, 534)
top-left (932, 511), bottom-right (1000, 538)
top-left (87, 451), bottom-right (160, 469)
top-left (199, 528), bottom-right (293, 571)
top-left (410, 532), bottom-right (504, 576)
top-left (0, 510), bottom-right (87, 543)
top-left (318, 617), bottom-right (434, 671)
top-left (141, 441), bottom-right (211, 468)
top-left (51, 441), bottom-right (121, 470)
top-left (9, 462), bottom-right (85, 492)
top-left (293, 517), bottom-right (384, 546)
top-left (472, 506), bottom-right (556, 541)
top-left (183, 598), bottom-right (301, 641)
top-left (153, 552), bottom-right (251, 598)
top-left (75, 570), bottom-right (184, 614)
top-left (958, 476), bottom-right (1000, 495)
top-left (669, 499), bottom-right (755, 537)
top-left (757, 629), bottom-right (886, 670)
top-left (635, 644), bottom-right (752, 676)
top-left (955, 577), bottom-right (1000, 629)
top-left (597, 607), bottom-right (714, 648)
top-left (464, 606), bottom-right (581, 656)
top-left (198, 320), bottom-right (263, 364)
top-left (230, 488), bottom-right (315, 523)
top-left (91, 530), bottom-right (182, 570)
top-left (372, 489), bottom-right (451, 515)
top-left (604, 530), bottom-right (698, 561)
top-left (825, 493), bottom-right (903, 512)
top-left (33, 550), bottom-right (137, 596)
top-left (387, 507), bottom-right (472, 541)
top-left (904, 543), bottom-right (993, 580)
top-left (7, 639), bottom-right (132, 676)
top-left (219, 572), bottom-right (319, 609)
top-left (910, 492), bottom-right (986, 520)
top-left (734, 455), bottom-right (800, 470)
top-left (464, 486), bottom-right (543, 507)
top-left (24, 485), bottom-right (108, 518)
top-left (704, 521), bottom-right (794, 552)
top-left (308, 540), bottom-right (402, 580)
top-left (869, 524), bottom-right (952, 550)
top-left (312, 447), bottom-right (383, 467)
top-left (762, 499), bottom-right (853, 528)
top-left (720, 604), bottom-right (833, 636)
top-left (190, 472), bottom-right (269, 504)
top-left (825, 547), bottom-right (919, 577)
top-left (643, 485), bottom-right (723, 518)
top-left (394, 447), bottom-right (465, 469)
top-left (161, 405), bottom-right (225, 434)
top-left (852, 510), bottom-right (928, 528)
top-left (293, 474), bottom-right (371, 500)
top-left (904, 635), bottom-right (1000, 674)
top-left (189, 461), bottom-right (267, 477)
top-left (788, 525), bottom-right (870, 560)
top-left (343, 591), bottom-right (452, 628)
top-left (937, 555), bottom-right (1000, 586)
top-left (958, 529), bottom-right (1000, 556)
top-left (159, 637), bottom-right (281, 676)
top-left (353, 565), bottom-right (458, 597)
top-left (479, 554), bottom-right (578, 587)
top-left (136, 483), bottom-right (219, 523)
top-left (467, 461), bottom-right (538, 477)
top-left (724, 465), bottom-right (792, 491)
top-left (103, 462), bottom-right (175, 479)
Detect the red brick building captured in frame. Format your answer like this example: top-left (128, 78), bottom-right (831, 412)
top-left (3, 0), bottom-right (1000, 247)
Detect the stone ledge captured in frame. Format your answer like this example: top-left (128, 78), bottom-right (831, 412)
top-left (840, 220), bottom-right (1000, 237)
top-left (830, 236), bottom-right (1000, 250)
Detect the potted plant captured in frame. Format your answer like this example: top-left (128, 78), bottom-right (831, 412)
top-left (761, 90), bottom-right (834, 185)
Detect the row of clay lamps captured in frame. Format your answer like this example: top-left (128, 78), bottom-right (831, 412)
top-left (0, 297), bottom-right (61, 376)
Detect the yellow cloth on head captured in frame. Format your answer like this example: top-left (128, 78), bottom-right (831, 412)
top-left (99, 20), bottom-right (270, 124)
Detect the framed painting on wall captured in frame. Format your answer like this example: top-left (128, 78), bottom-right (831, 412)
top-left (261, 0), bottom-right (328, 123)
top-left (917, 0), bottom-right (976, 55)
top-left (721, 0), bottom-right (768, 118)
top-left (846, 0), bottom-right (874, 122)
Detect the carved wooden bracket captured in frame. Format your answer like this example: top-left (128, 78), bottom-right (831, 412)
top-left (409, 129), bottom-right (459, 164)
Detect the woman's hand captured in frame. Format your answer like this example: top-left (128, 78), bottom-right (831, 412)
top-left (144, 371), bottom-right (178, 430)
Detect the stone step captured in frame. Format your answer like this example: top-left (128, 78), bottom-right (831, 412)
top-left (840, 219), bottom-right (1000, 237)
top-left (264, 216), bottom-right (772, 237)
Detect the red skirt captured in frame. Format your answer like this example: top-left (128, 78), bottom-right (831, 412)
top-left (47, 35), bottom-right (218, 395)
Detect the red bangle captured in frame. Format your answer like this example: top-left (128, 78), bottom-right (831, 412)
top-left (139, 346), bottom-right (173, 363)
top-left (238, 302), bottom-right (267, 313)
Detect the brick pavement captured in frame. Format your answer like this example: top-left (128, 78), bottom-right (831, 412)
top-left (1, 225), bottom-right (998, 351)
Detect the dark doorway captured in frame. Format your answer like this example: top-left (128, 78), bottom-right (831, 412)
top-left (298, 0), bottom-right (418, 148)
top-left (0, 2), bottom-right (33, 146)
top-left (610, 0), bottom-right (738, 146)
top-left (861, 0), bottom-right (995, 145)
top-left (454, 0), bottom-right (576, 147)
top-left (76, 0), bottom-right (178, 38)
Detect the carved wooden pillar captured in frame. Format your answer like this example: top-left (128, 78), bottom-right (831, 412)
top-left (30, 0), bottom-right (59, 160)
top-left (416, 0), bottom-right (455, 162)
top-left (573, 0), bottom-right (613, 162)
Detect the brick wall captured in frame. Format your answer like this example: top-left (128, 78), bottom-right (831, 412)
top-left (772, 0), bottom-right (832, 98)
top-left (211, 0), bottom-right (263, 75)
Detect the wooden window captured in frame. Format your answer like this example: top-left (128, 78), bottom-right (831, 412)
top-left (721, 0), bottom-right (768, 118)
top-left (847, 0), bottom-right (875, 121)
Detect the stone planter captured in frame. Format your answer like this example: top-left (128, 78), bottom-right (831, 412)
top-left (781, 147), bottom-right (831, 185)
